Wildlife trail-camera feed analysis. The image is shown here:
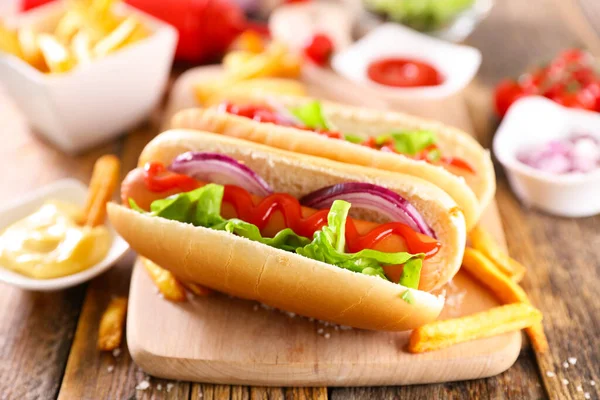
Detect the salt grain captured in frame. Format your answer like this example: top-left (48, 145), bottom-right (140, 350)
top-left (576, 385), bottom-right (583, 392)
top-left (136, 381), bottom-right (150, 391)
top-left (324, 333), bottom-right (330, 339)
top-left (562, 379), bottom-right (569, 386)
top-left (199, 393), bottom-right (203, 398)
top-left (591, 380), bottom-right (596, 386)
top-left (167, 383), bottom-right (174, 393)
top-left (568, 357), bottom-right (577, 365)
top-left (563, 361), bottom-right (569, 369)
top-left (584, 393), bottom-right (590, 399)
top-left (112, 349), bottom-right (121, 357)
top-left (546, 371), bottom-right (556, 378)
top-left (107, 365), bottom-right (114, 373)
top-left (157, 384), bottom-right (162, 391)
top-left (317, 328), bottom-right (324, 335)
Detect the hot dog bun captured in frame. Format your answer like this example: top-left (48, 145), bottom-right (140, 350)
top-left (109, 130), bottom-right (467, 331)
top-left (171, 94), bottom-right (496, 230)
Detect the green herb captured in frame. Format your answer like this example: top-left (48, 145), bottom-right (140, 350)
top-left (290, 101), bottom-right (329, 130)
top-left (344, 133), bottom-right (365, 144)
top-left (387, 130), bottom-right (437, 155)
top-left (400, 290), bottom-right (414, 304)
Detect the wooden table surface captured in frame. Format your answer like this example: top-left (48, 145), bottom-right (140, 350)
top-left (1, 0), bottom-right (599, 399)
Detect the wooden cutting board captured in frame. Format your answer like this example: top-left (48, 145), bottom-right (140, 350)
top-left (127, 66), bottom-right (521, 386)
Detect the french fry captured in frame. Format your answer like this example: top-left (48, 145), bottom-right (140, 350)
top-left (203, 78), bottom-right (307, 106)
top-left (71, 31), bottom-right (93, 65)
top-left (181, 281), bottom-right (213, 297)
top-left (236, 30), bottom-right (265, 54)
top-left (54, 11), bottom-right (82, 43)
top-left (91, 0), bottom-right (116, 19)
top-left (462, 247), bottom-right (548, 352)
top-left (38, 33), bottom-right (74, 73)
top-left (469, 225), bottom-right (526, 282)
top-left (122, 22), bottom-right (149, 46)
top-left (408, 303), bottom-right (542, 353)
top-left (278, 52), bottom-right (302, 78)
top-left (97, 297), bottom-right (128, 351)
top-left (225, 42), bottom-right (288, 81)
top-left (93, 15), bottom-right (139, 57)
top-left (0, 22), bottom-right (22, 58)
top-left (17, 26), bottom-right (46, 70)
top-left (82, 155), bottom-right (120, 227)
top-left (142, 258), bottom-right (187, 302)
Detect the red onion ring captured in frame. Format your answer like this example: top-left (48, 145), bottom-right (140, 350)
top-left (168, 152), bottom-right (273, 196)
top-left (300, 182), bottom-right (436, 238)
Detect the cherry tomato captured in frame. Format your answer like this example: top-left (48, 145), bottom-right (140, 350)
top-left (556, 48), bottom-right (589, 65)
top-left (303, 33), bottom-right (334, 67)
top-left (571, 66), bottom-right (596, 86)
top-left (518, 71), bottom-right (543, 95)
top-left (494, 79), bottom-right (529, 117)
top-left (551, 90), bottom-right (596, 111)
top-left (367, 58), bottom-right (443, 88)
top-left (543, 81), bottom-right (566, 98)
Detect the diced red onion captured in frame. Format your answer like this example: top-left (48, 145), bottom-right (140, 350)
top-left (300, 182), bottom-right (436, 238)
top-left (517, 134), bottom-right (600, 174)
top-left (264, 98), bottom-right (304, 126)
top-left (168, 152), bottom-right (272, 196)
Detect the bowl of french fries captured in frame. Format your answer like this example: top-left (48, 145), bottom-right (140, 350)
top-left (0, 0), bottom-right (177, 154)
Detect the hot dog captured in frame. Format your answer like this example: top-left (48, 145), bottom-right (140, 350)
top-left (170, 94), bottom-right (496, 230)
top-left (108, 130), bottom-right (467, 331)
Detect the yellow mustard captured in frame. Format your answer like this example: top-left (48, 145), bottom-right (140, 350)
top-left (0, 200), bottom-right (111, 279)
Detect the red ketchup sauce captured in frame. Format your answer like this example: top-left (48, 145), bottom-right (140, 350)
top-left (142, 162), bottom-right (440, 260)
top-left (367, 58), bottom-right (444, 88)
top-left (221, 102), bottom-right (474, 174)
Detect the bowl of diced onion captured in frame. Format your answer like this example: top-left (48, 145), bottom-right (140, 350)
top-left (494, 96), bottom-right (600, 217)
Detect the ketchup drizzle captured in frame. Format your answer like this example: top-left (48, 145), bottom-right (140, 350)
top-left (143, 162), bottom-right (440, 258)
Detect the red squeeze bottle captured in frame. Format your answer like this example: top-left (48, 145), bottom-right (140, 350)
top-left (124, 0), bottom-right (246, 63)
top-left (21, 0), bottom-right (53, 11)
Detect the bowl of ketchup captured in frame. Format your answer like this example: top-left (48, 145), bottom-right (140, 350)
top-left (332, 23), bottom-right (481, 99)
top-left (367, 57), bottom-right (444, 88)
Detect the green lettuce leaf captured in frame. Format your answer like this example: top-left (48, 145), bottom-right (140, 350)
top-left (296, 200), bottom-right (424, 288)
top-left (130, 184), bottom-right (310, 252)
top-left (344, 133), bottom-right (364, 144)
top-left (290, 101), bottom-right (329, 130)
top-left (130, 188), bottom-right (424, 288)
top-left (377, 130), bottom-right (437, 155)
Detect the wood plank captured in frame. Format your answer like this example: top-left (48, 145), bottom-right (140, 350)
top-left (495, 180), bottom-right (600, 399)
top-left (54, 121), bottom-right (194, 399)
top-left (0, 86), bottom-right (117, 399)
top-left (331, 348), bottom-right (546, 399)
top-left (190, 385), bottom-right (328, 400)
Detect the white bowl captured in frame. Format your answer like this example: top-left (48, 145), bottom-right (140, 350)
top-left (0, 179), bottom-right (130, 291)
top-left (331, 23), bottom-right (481, 100)
top-left (494, 96), bottom-right (600, 217)
top-left (0, 2), bottom-right (177, 154)
top-left (269, 2), bottom-right (353, 53)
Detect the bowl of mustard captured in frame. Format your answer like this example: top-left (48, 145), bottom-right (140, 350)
top-left (0, 179), bottom-right (129, 291)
